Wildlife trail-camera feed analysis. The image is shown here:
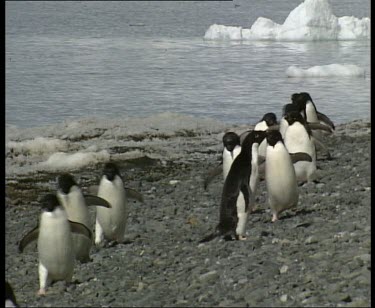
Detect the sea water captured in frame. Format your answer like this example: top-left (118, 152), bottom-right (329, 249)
top-left (6, 0), bottom-right (370, 129)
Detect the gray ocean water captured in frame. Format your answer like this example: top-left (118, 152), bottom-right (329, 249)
top-left (6, 0), bottom-right (371, 129)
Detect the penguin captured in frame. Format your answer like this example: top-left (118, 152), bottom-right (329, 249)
top-left (281, 102), bottom-right (333, 159)
top-left (291, 92), bottom-right (335, 140)
top-left (265, 130), bottom-right (300, 222)
top-left (56, 173), bottom-right (111, 263)
top-left (95, 162), bottom-right (129, 245)
top-left (222, 132), bottom-right (242, 180)
top-left (283, 111), bottom-right (317, 183)
top-left (203, 132), bottom-right (241, 190)
top-left (18, 194), bottom-right (91, 296)
top-left (253, 113), bottom-right (278, 159)
top-left (199, 130), bottom-right (267, 242)
top-left (6, 281), bottom-right (18, 307)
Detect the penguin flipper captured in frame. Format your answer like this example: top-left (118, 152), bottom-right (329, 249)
top-left (69, 221), bottom-right (93, 241)
top-left (317, 111), bottom-right (335, 130)
top-left (124, 187), bottom-right (144, 203)
top-left (84, 195), bottom-right (111, 208)
top-left (289, 152), bottom-right (313, 163)
top-left (307, 122), bottom-right (333, 134)
top-left (203, 164), bottom-right (222, 190)
top-left (240, 183), bottom-right (251, 212)
top-left (266, 124), bottom-right (280, 131)
top-left (312, 136), bottom-right (331, 159)
top-left (18, 225), bottom-right (39, 253)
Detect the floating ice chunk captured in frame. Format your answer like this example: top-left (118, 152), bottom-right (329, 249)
top-left (40, 150), bottom-right (110, 171)
top-left (204, 0), bottom-right (370, 41)
top-left (248, 17), bottom-right (280, 40)
top-left (204, 24), bottom-right (242, 40)
top-left (6, 137), bottom-right (69, 155)
top-left (286, 64), bottom-right (366, 78)
top-left (338, 16), bottom-right (370, 40)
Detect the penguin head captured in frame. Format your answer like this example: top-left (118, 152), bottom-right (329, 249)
top-left (266, 130), bottom-right (283, 147)
top-left (261, 113), bottom-right (277, 127)
top-left (57, 173), bottom-right (77, 194)
top-left (282, 103), bottom-right (299, 116)
top-left (40, 194), bottom-right (61, 212)
top-left (222, 132), bottom-right (240, 152)
top-left (284, 111), bottom-right (306, 126)
top-left (243, 130), bottom-right (267, 148)
top-left (103, 162), bottom-right (121, 181)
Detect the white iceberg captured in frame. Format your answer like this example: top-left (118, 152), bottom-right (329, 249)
top-left (204, 0), bottom-right (370, 41)
top-left (286, 64), bottom-right (366, 77)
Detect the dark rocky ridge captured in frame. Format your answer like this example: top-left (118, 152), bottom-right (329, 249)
top-left (5, 120), bottom-right (371, 307)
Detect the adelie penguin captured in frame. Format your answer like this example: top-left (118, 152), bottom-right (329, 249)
top-left (291, 92), bottom-right (335, 131)
top-left (95, 162), bottom-right (133, 245)
top-left (265, 130), bottom-right (310, 221)
top-left (252, 112), bottom-right (278, 159)
top-left (203, 131), bottom-right (241, 190)
top-left (281, 102), bottom-right (333, 159)
top-left (18, 194), bottom-right (92, 296)
top-left (283, 111), bottom-right (317, 183)
top-left (199, 130), bottom-right (267, 242)
top-left (56, 173), bottom-right (112, 263)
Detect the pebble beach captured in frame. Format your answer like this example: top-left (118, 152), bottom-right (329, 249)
top-left (5, 119), bottom-right (371, 307)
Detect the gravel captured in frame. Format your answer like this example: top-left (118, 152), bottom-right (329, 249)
top-left (5, 119), bottom-right (371, 307)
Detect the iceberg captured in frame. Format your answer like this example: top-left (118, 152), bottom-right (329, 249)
top-left (286, 64), bottom-right (366, 77)
top-left (204, 0), bottom-right (370, 41)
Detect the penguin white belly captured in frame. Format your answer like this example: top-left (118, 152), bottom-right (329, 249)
top-left (284, 123), bottom-right (317, 182)
top-left (235, 192), bottom-right (247, 237)
top-left (222, 145), bottom-right (241, 180)
top-left (97, 177), bottom-right (128, 242)
top-left (257, 139), bottom-right (267, 158)
top-left (306, 102), bottom-right (329, 139)
top-left (57, 189), bottom-right (92, 262)
top-left (266, 143), bottom-right (298, 217)
top-left (305, 102), bottom-right (319, 123)
top-left (249, 143), bottom-right (259, 205)
top-left (37, 209), bottom-right (75, 281)
top-left (279, 118), bottom-right (288, 139)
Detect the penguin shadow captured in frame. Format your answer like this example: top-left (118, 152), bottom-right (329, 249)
top-left (278, 208), bottom-right (316, 221)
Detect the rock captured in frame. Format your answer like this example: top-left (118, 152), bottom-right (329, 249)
top-left (279, 265), bottom-right (289, 274)
top-left (305, 236), bottom-right (318, 244)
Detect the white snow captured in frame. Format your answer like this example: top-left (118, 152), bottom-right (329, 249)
top-left (204, 0), bottom-right (370, 41)
top-left (286, 64), bottom-right (366, 77)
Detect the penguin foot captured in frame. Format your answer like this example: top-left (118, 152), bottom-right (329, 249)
top-left (238, 235), bottom-right (247, 241)
top-left (37, 289), bottom-right (46, 296)
top-left (271, 214), bottom-right (279, 222)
